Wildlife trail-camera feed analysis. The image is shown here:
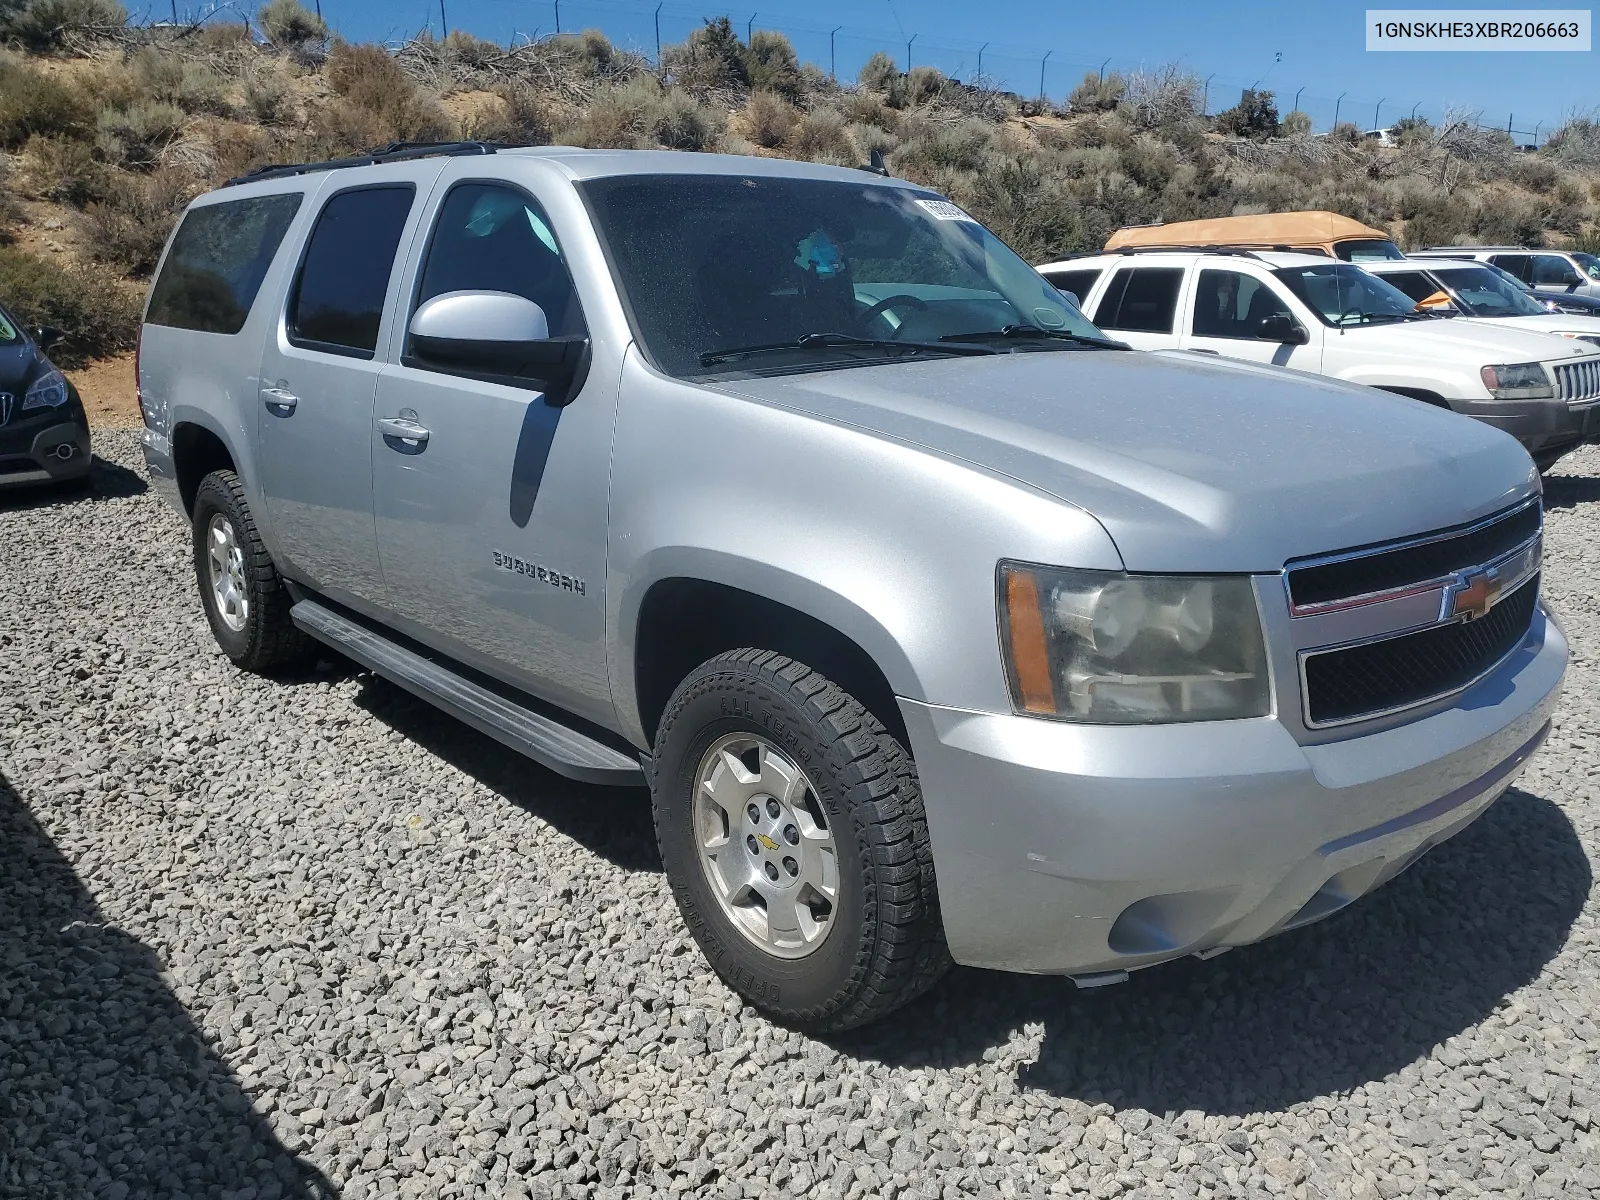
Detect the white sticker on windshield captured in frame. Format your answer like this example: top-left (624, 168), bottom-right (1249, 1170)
top-left (916, 198), bottom-right (975, 222)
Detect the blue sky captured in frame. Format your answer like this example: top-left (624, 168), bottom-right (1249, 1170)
top-left (322, 0), bottom-right (1595, 139)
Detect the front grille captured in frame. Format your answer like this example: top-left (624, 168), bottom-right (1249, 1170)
top-left (1287, 501), bottom-right (1540, 610)
top-left (1303, 575), bottom-right (1539, 725)
top-left (1555, 359), bottom-right (1600, 405)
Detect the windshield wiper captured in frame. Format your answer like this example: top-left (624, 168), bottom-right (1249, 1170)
top-left (939, 324), bottom-right (1127, 350)
top-left (699, 332), bottom-right (995, 367)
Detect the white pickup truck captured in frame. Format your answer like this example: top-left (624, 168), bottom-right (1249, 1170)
top-left (1039, 248), bottom-right (1600, 471)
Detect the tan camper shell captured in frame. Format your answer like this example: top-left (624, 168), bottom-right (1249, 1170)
top-left (1106, 211), bottom-right (1404, 261)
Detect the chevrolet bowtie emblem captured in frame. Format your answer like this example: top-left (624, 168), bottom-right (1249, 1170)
top-left (757, 833), bottom-right (780, 851)
top-left (1445, 566), bottom-right (1502, 622)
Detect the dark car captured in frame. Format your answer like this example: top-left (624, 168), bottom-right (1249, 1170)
top-left (0, 308), bottom-right (89, 491)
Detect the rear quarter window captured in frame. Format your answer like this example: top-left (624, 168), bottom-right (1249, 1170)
top-left (145, 192), bottom-right (303, 335)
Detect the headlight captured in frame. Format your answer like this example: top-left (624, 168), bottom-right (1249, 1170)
top-left (1479, 362), bottom-right (1553, 399)
top-left (997, 563), bottom-right (1271, 724)
top-left (21, 367), bottom-right (68, 411)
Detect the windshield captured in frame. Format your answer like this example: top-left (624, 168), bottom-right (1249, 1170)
top-left (1430, 265), bottom-right (1548, 317)
top-left (1334, 238), bottom-right (1406, 262)
top-left (1574, 252), bottom-right (1600, 282)
top-left (0, 309), bottom-right (17, 343)
top-left (1273, 263), bottom-right (1422, 325)
top-left (580, 173), bottom-right (1106, 378)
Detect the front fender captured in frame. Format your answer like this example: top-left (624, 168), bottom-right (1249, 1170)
top-left (603, 351), bottom-right (1124, 745)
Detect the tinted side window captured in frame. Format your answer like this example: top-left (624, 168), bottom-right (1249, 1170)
top-left (146, 193), bottom-right (302, 335)
top-left (414, 183), bottom-right (586, 337)
top-left (1533, 255), bottom-right (1579, 286)
top-left (1191, 270), bottom-right (1292, 338)
top-left (1489, 254), bottom-right (1532, 282)
top-left (289, 186), bottom-right (415, 357)
top-left (1040, 267), bottom-right (1102, 306)
top-left (1097, 267), bottom-right (1183, 333)
top-left (1378, 272), bottom-right (1438, 304)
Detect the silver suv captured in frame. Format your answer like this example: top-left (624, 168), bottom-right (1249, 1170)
top-left (138, 144), bottom-right (1567, 1030)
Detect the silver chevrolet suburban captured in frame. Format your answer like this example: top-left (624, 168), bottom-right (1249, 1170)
top-left (138, 143), bottom-right (1568, 1031)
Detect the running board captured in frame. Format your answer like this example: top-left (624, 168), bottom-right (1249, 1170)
top-left (291, 599), bottom-right (645, 787)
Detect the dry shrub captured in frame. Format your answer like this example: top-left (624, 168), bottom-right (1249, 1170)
top-left (257, 0), bottom-right (325, 47)
top-left (442, 29), bottom-right (501, 69)
top-left (857, 50), bottom-right (899, 94)
top-left (1068, 71), bottom-right (1126, 114)
top-left (905, 66), bottom-right (944, 107)
top-left (786, 107), bottom-right (854, 163)
top-left (893, 118), bottom-right (993, 175)
top-left (846, 88), bottom-right (897, 132)
top-left (243, 59), bottom-right (292, 125)
top-left (96, 100), bottom-right (185, 168)
top-left (0, 55), bottom-right (94, 148)
top-left (78, 166), bottom-right (194, 275)
top-left (740, 89), bottom-right (797, 148)
top-left (0, 0), bottom-right (126, 51)
top-left (321, 42), bottom-right (452, 149)
top-left (195, 20), bottom-right (253, 56)
top-left (566, 76), bottom-right (721, 151)
top-left (0, 245), bottom-right (138, 364)
top-left (129, 46), bottom-right (230, 116)
top-left (20, 133), bottom-right (105, 205)
top-left (1122, 65), bottom-right (1201, 132)
top-left (745, 30), bottom-right (801, 100)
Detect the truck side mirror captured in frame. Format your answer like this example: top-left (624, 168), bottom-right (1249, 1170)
top-left (407, 290), bottom-right (587, 403)
top-left (34, 325), bottom-right (63, 350)
top-left (1257, 313), bottom-right (1309, 345)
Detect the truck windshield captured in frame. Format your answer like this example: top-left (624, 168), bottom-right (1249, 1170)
top-left (1429, 265), bottom-right (1548, 317)
top-left (1574, 252), bottom-right (1600, 282)
top-left (1272, 263), bottom-right (1425, 326)
top-left (580, 172), bottom-right (1108, 378)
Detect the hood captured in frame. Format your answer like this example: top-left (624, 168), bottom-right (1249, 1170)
top-left (1363, 316), bottom-right (1600, 362)
top-left (1459, 312), bottom-right (1600, 339)
top-left (0, 340), bottom-right (42, 392)
top-left (711, 350), bottom-right (1537, 573)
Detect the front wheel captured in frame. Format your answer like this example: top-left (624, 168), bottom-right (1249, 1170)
top-left (652, 649), bottom-right (950, 1032)
top-left (191, 470), bottom-right (311, 671)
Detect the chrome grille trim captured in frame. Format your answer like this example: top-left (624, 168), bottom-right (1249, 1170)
top-left (1555, 358), bottom-right (1600, 406)
top-left (1282, 496), bottom-right (1542, 617)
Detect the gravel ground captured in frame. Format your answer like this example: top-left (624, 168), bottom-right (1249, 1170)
top-left (2, 430), bottom-right (1599, 1200)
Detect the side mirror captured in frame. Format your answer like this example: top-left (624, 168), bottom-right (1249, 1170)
top-left (1257, 313), bottom-right (1309, 345)
top-left (34, 325), bottom-right (63, 350)
top-left (408, 290), bottom-right (587, 402)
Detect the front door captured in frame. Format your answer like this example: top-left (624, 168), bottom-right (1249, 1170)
top-left (256, 179), bottom-right (423, 608)
top-left (371, 178), bottom-right (618, 724)
top-left (1179, 267), bottom-right (1323, 370)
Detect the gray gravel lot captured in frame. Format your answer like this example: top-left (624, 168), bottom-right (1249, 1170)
top-left (2, 430), bottom-right (1599, 1200)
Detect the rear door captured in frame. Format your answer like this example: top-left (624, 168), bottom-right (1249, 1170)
top-left (256, 164), bottom-right (442, 608)
top-left (370, 170), bottom-right (620, 724)
top-left (1089, 264), bottom-right (1188, 350)
top-left (1178, 267), bottom-right (1323, 369)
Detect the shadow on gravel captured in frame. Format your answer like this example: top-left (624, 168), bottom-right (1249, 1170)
top-left (0, 456), bottom-right (147, 512)
top-left (1542, 471), bottom-right (1600, 510)
top-left (353, 675), bottom-right (662, 872)
top-left (840, 786), bottom-right (1589, 1115)
top-left (0, 771), bottom-right (336, 1199)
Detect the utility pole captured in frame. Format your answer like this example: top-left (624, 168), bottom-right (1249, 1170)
top-left (554, 0), bottom-right (559, 33)
top-left (977, 42), bottom-right (987, 79)
top-left (830, 26), bottom-right (840, 80)
top-left (439, 0), bottom-right (447, 35)
top-left (654, 2), bottom-right (662, 66)
top-left (170, 0), bottom-right (177, 20)
top-left (1293, 87), bottom-right (1303, 114)
top-left (1098, 56), bottom-right (1109, 80)
top-left (1202, 73), bottom-right (1214, 115)
top-left (1041, 50), bottom-right (1052, 101)
top-left (1410, 101), bottom-right (1420, 120)
top-left (906, 33), bottom-right (917, 73)
top-left (1374, 97), bottom-right (1384, 130)
top-left (1332, 91), bottom-right (1346, 132)
top-left (747, 12), bottom-right (755, 42)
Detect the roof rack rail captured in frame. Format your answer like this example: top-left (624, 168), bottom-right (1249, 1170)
top-left (1417, 244), bottom-right (1525, 252)
top-left (1107, 245), bottom-right (1271, 260)
top-left (222, 141), bottom-right (502, 188)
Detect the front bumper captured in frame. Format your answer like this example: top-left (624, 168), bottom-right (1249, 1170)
top-left (902, 604), bottom-right (1567, 976)
top-left (1456, 395), bottom-right (1600, 454)
top-left (0, 407), bottom-right (90, 487)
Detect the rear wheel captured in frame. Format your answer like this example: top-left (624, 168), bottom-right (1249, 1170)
top-left (191, 470), bottom-right (311, 671)
top-left (652, 648), bottom-right (949, 1032)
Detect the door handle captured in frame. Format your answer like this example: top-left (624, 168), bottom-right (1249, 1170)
top-left (1188, 348), bottom-right (1220, 355)
top-left (262, 387), bottom-right (299, 414)
top-left (378, 416), bottom-right (431, 446)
